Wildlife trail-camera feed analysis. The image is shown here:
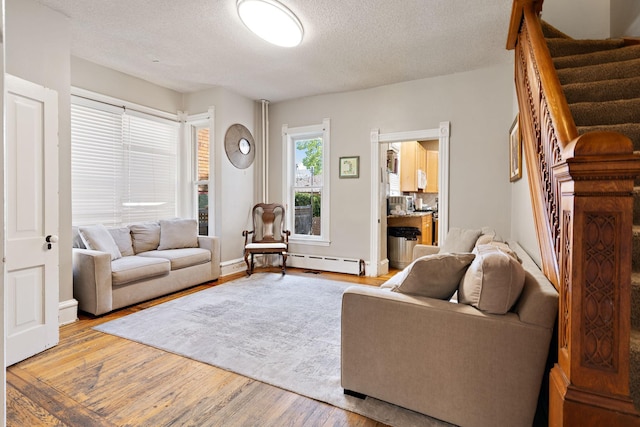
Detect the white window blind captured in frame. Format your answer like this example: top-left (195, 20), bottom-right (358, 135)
top-left (71, 97), bottom-right (179, 226)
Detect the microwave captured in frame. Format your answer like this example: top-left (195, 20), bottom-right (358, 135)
top-left (388, 196), bottom-right (414, 214)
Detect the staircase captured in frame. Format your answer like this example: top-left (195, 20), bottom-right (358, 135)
top-left (542, 21), bottom-right (640, 412)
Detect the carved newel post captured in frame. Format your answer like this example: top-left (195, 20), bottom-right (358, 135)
top-left (550, 132), bottom-right (640, 426)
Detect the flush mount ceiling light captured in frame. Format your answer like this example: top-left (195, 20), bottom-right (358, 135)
top-left (237, 0), bottom-right (303, 47)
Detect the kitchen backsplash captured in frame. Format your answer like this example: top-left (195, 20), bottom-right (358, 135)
top-left (416, 193), bottom-right (438, 210)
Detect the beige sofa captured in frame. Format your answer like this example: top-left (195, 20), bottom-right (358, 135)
top-left (72, 219), bottom-right (221, 316)
top-left (341, 231), bottom-right (558, 427)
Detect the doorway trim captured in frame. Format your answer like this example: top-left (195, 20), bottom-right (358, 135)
top-left (369, 121), bottom-right (450, 277)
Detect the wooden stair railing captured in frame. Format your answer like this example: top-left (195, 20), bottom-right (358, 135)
top-left (507, 1), bottom-right (640, 425)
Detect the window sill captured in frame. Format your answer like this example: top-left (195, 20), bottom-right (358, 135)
top-left (289, 238), bottom-right (330, 247)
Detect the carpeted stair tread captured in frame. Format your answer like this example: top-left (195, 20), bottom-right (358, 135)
top-left (541, 20), bottom-right (571, 39)
top-left (577, 124), bottom-right (640, 152)
top-left (557, 57), bottom-right (640, 85)
top-left (631, 328), bottom-right (640, 411)
top-left (570, 98), bottom-right (640, 127)
top-left (553, 44), bottom-right (640, 69)
top-left (547, 38), bottom-right (626, 58)
top-left (563, 77), bottom-right (640, 104)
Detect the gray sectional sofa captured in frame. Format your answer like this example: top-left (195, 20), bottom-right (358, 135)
top-left (341, 229), bottom-right (558, 427)
top-left (72, 218), bottom-right (220, 316)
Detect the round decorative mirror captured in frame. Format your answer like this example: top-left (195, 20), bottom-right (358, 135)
top-left (224, 124), bottom-right (255, 169)
top-left (239, 138), bottom-right (251, 155)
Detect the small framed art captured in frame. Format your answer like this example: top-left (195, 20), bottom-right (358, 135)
top-left (339, 156), bottom-right (360, 179)
top-left (509, 115), bottom-right (522, 182)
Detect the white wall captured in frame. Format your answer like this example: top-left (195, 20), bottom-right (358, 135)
top-left (6, 0), bottom-right (72, 304)
top-left (542, 0), bottom-right (611, 39)
top-left (269, 61), bottom-right (515, 265)
top-left (71, 57), bottom-right (182, 113)
top-left (0, 0), bottom-right (5, 421)
top-left (543, 0), bottom-right (640, 39)
top-left (611, 0), bottom-right (640, 37)
top-left (184, 88), bottom-right (257, 263)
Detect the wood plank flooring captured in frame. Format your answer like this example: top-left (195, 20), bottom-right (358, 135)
top-left (7, 268), bottom-right (398, 427)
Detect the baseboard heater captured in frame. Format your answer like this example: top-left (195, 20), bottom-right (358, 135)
top-left (288, 253), bottom-right (364, 276)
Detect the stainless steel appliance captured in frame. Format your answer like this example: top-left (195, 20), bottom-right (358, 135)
top-left (388, 195), bottom-right (414, 214)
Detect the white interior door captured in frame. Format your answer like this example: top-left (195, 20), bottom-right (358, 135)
top-left (5, 75), bottom-right (59, 366)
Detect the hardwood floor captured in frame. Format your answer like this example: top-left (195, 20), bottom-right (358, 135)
top-left (7, 268), bottom-right (398, 427)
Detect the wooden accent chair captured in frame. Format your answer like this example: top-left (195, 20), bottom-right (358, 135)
top-left (242, 203), bottom-right (290, 275)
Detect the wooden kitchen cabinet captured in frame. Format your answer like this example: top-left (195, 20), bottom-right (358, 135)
top-left (400, 141), bottom-right (426, 193)
top-left (426, 150), bottom-right (438, 193)
top-left (387, 213), bottom-right (432, 245)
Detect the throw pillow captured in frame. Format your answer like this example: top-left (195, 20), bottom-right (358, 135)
top-left (129, 222), bottom-right (161, 254)
top-left (486, 240), bottom-right (521, 263)
top-left (158, 218), bottom-right (199, 250)
top-left (108, 227), bottom-right (134, 257)
top-left (72, 226), bottom-right (85, 249)
top-left (391, 253), bottom-right (476, 300)
top-left (439, 227), bottom-right (482, 253)
top-left (458, 244), bottom-right (525, 314)
top-left (78, 224), bottom-right (122, 261)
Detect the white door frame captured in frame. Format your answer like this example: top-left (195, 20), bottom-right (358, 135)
top-left (369, 121), bottom-right (450, 277)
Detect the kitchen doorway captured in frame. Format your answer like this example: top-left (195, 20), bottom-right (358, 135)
top-left (369, 122), bottom-right (450, 277)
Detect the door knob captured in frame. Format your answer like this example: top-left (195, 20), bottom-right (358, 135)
top-left (46, 235), bottom-right (59, 249)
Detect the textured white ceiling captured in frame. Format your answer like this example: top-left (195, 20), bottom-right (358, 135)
top-left (34, 0), bottom-right (514, 102)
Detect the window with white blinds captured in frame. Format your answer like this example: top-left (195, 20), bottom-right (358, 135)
top-left (71, 97), bottom-right (179, 226)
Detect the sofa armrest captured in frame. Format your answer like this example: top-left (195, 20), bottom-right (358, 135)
top-left (412, 244), bottom-right (440, 260)
top-left (341, 286), bottom-right (554, 427)
top-left (72, 248), bottom-right (113, 316)
top-left (198, 235), bottom-right (221, 280)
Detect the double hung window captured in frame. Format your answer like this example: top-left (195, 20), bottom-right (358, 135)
top-left (283, 118), bottom-right (331, 245)
top-left (71, 95), bottom-right (179, 226)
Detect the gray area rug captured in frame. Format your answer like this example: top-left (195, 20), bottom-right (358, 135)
top-left (95, 273), bottom-right (451, 426)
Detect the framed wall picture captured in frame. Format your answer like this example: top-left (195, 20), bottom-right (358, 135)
top-left (509, 115), bottom-right (522, 182)
top-left (339, 156), bottom-right (360, 179)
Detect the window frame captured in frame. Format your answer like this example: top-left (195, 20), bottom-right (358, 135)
top-left (185, 109), bottom-right (215, 236)
top-left (282, 118), bottom-right (331, 246)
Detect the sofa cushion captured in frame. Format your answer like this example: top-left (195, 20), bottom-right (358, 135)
top-left (130, 222), bottom-right (161, 254)
top-left (138, 248), bottom-right (211, 270)
top-left (390, 253), bottom-right (476, 300)
top-left (78, 224), bottom-right (122, 261)
top-left (108, 227), bottom-right (134, 257)
top-left (458, 244), bottom-right (525, 314)
top-left (439, 227), bottom-right (482, 253)
top-left (158, 218), bottom-right (198, 250)
top-left (111, 255), bottom-right (170, 286)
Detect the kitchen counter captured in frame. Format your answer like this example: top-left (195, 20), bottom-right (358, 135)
top-left (387, 211), bottom-right (433, 218)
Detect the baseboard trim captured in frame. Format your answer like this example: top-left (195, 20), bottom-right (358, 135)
top-left (220, 258), bottom-right (247, 277)
top-left (376, 258), bottom-right (389, 277)
top-left (59, 299), bottom-right (78, 326)
top-left (288, 253), bottom-right (364, 276)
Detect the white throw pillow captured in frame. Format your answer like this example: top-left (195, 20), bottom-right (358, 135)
top-left (391, 253), bottom-right (476, 300)
top-left (158, 218), bottom-right (199, 250)
top-left (458, 244), bottom-right (525, 314)
top-left (78, 224), bottom-right (122, 261)
top-left (108, 227), bottom-right (134, 257)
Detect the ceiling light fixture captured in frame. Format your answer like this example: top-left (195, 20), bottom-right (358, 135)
top-left (237, 0), bottom-right (303, 48)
